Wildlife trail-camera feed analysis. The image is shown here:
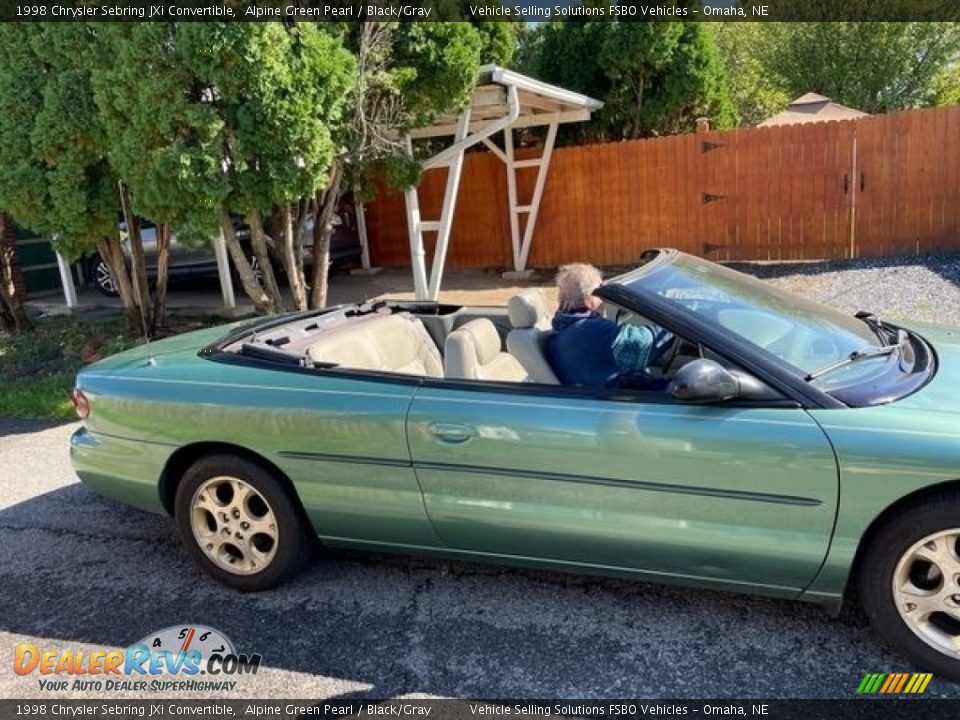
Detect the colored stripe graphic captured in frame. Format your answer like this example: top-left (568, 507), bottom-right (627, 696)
top-left (879, 674), bottom-right (896, 693)
top-left (892, 673), bottom-right (910, 693)
top-left (858, 672), bottom-right (932, 694)
top-left (858, 673), bottom-right (885, 694)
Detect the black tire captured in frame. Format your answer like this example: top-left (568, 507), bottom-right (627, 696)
top-left (859, 495), bottom-right (960, 680)
top-left (88, 254), bottom-right (119, 297)
top-left (174, 454), bottom-right (313, 591)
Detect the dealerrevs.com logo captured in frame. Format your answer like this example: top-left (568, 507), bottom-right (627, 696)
top-left (14, 625), bottom-right (262, 693)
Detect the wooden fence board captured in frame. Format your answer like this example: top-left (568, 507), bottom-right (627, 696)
top-left (366, 105), bottom-right (960, 270)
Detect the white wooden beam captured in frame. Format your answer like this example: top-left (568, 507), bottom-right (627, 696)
top-left (421, 85), bottom-right (520, 170)
top-left (510, 109), bottom-right (592, 130)
top-left (517, 91), bottom-right (565, 113)
top-left (401, 68), bottom-right (600, 297)
top-left (403, 135), bottom-right (429, 300)
top-left (518, 122), bottom-right (558, 271)
top-left (354, 188), bottom-right (370, 270)
top-left (471, 85), bottom-right (507, 108)
top-left (504, 127), bottom-right (522, 273)
top-left (408, 108), bottom-right (590, 139)
top-left (212, 231), bottom-right (236, 311)
top-left (481, 137), bottom-right (507, 163)
top-left (55, 251), bottom-right (78, 309)
top-left (427, 109), bottom-right (471, 301)
top-left (489, 67), bottom-right (604, 111)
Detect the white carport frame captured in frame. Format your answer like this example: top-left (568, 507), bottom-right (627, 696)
top-left (404, 66), bottom-right (602, 301)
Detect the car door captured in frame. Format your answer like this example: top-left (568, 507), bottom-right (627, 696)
top-left (167, 231), bottom-right (215, 269)
top-left (406, 382), bottom-right (838, 594)
top-left (184, 364), bottom-right (443, 549)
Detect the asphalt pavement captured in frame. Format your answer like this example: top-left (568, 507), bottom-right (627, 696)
top-left (1, 417), bottom-right (959, 700)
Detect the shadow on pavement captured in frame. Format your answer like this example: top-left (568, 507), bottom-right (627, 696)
top-left (2, 481), bottom-right (955, 699)
top-left (0, 416), bottom-right (74, 438)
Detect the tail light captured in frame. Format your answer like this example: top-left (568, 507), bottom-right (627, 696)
top-left (71, 388), bottom-right (90, 420)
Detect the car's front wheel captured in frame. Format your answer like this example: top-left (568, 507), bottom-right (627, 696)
top-left (860, 496), bottom-right (960, 680)
top-left (174, 454), bottom-right (313, 591)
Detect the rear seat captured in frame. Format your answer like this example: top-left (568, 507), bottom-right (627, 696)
top-left (304, 313), bottom-right (443, 377)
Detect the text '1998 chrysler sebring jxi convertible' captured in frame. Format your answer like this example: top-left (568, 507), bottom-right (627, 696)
top-left (71, 249), bottom-right (960, 678)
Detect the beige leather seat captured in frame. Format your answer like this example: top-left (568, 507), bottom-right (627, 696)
top-left (506, 289), bottom-right (559, 385)
top-left (305, 313), bottom-right (443, 377)
top-left (444, 318), bottom-right (528, 382)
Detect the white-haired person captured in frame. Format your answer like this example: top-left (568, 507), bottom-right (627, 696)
top-left (544, 263), bottom-right (670, 388)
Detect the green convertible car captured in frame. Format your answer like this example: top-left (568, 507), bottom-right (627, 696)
top-left (71, 249), bottom-right (960, 677)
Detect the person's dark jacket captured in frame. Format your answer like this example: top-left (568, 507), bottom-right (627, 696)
top-left (545, 310), bottom-right (655, 387)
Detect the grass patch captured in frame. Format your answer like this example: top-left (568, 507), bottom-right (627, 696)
top-left (0, 316), bottom-right (219, 420)
top-left (1, 374), bottom-right (77, 420)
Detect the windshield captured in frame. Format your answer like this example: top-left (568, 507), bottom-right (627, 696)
top-left (620, 253), bottom-right (878, 376)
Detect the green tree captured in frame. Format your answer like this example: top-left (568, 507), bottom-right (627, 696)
top-left (0, 23), bottom-right (153, 334)
top-left (709, 23), bottom-right (790, 126)
top-left (90, 22), bottom-right (355, 314)
top-left (529, 19), bottom-right (735, 140)
top-left (761, 22), bottom-right (960, 113)
top-left (307, 21), bottom-right (496, 309)
top-left (601, 22), bottom-right (735, 137)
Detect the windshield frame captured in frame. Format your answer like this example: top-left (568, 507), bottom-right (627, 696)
top-left (597, 281), bottom-right (844, 409)
top-left (596, 249), bottom-right (932, 409)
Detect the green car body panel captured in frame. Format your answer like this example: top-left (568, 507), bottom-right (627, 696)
top-left (70, 315), bottom-right (960, 611)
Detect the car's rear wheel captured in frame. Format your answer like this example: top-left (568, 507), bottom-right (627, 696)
top-left (859, 497), bottom-right (960, 680)
top-left (88, 255), bottom-right (119, 297)
top-left (174, 454), bottom-right (312, 591)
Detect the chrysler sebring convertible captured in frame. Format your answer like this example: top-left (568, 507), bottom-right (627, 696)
top-left (71, 249), bottom-right (960, 677)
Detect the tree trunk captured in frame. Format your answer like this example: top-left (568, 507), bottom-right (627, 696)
top-left (247, 210), bottom-right (285, 313)
top-left (0, 296), bottom-right (11, 333)
top-left (219, 212), bottom-right (275, 315)
top-left (279, 205), bottom-right (308, 311)
top-left (96, 236), bottom-right (141, 334)
top-left (0, 213), bottom-right (32, 333)
top-left (119, 183), bottom-right (152, 335)
top-left (294, 197), bottom-right (312, 273)
top-left (153, 223), bottom-right (170, 331)
top-left (310, 162), bottom-right (343, 309)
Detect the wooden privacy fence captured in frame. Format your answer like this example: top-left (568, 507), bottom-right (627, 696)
top-left (365, 105), bottom-right (960, 269)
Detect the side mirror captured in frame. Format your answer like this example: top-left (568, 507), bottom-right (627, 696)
top-left (669, 359), bottom-right (740, 403)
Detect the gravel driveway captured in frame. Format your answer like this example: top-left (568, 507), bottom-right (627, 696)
top-left (3, 255), bottom-right (960, 700)
top-left (738, 252), bottom-right (960, 326)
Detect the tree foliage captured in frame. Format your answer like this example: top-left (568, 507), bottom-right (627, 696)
top-left (0, 25), bottom-right (117, 258)
top-left (307, 21), bottom-right (497, 308)
top-left (711, 21), bottom-right (960, 121)
top-left (529, 20), bottom-right (735, 141)
top-left (760, 22), bottom-right (960, 113)
top-left (0, 19), bottom-right (523, 324)
top-left (91, 22), bottom-right (355, 314)
top-left (0, 23), bottom-right (155, 334)
top-left (708, 23), bottom-right (790, 126)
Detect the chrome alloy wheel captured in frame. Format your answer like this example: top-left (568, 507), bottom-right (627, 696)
top-left (189, 476), bottom-right (279, 575)
top-left (95, 260), bottom-right (117, 294)
top-left (893, 529), bottom-right (960, 659)
top-left (249, 255), bottom-right (263, 285)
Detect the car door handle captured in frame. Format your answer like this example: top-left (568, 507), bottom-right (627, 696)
top-left (427, 422), bottom-right (477, 444)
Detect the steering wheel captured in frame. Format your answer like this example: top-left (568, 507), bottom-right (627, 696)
top-left (657, 333), bottom-right (683, 373)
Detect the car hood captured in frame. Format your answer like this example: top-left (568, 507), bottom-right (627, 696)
top-left (893, 321), bottom-right (960, 413)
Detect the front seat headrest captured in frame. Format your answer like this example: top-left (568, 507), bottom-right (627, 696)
top-left (508, 288), bottom-right (550, 330)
